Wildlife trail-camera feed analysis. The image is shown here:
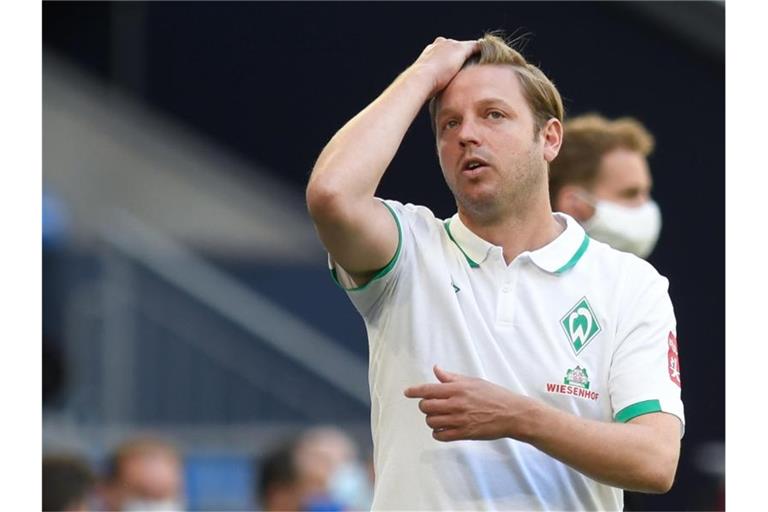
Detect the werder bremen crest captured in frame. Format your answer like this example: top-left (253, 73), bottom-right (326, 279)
top-left (560, 297), bottom-right (601, 355)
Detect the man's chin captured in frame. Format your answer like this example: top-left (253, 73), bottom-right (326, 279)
top-left (456, 188), bottom-right (499, 215)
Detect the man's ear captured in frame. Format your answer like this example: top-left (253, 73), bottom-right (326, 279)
top-left (542, 118), bottom-right (563, 163)
top-left (555, 185), bottom-right (594, 222)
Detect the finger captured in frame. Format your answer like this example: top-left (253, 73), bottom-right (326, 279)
top-left (462, 39), bottom-right (481, 55)
top-left (432, 427), bottom-right (466, 443)
top-left (425, 414), bottom-right (459, 430)
top-left (467, 39), bottom-right (481, 49)
top-left (433, 365), bottom-right (462, 383)
top-left (418, 398), bottom-right (456, 415)
top-left (404, 382), bottom-right (457, 399)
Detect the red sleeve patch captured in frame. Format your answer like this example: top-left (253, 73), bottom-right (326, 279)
top-left (667, 331), bottom-right (681, 387)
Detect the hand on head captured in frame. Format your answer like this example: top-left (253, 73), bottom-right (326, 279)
top-left (411, 37), bottom-right (481, 97)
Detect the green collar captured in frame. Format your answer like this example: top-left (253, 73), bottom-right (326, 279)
top-left (444, 213), bottom-right (590, 274)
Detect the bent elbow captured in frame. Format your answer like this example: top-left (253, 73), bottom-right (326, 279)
top-left (642, 465), bottom-right (677, 494)
top-left (306, 176), bottom-right (345, 222)
top-left (650, 474), bottom-right (675, 494)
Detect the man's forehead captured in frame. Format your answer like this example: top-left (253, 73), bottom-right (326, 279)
top-left (438, 64), bottom-right (524, 110)
top-left (597, 148), bottom-right (652, 189)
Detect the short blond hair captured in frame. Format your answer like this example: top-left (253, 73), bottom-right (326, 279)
top-left (549, 113), bottom-right (655, 202)
top-left (106, 437), bottom-right (180, 482)
top-left (428, 33), bottom-right (564, 135)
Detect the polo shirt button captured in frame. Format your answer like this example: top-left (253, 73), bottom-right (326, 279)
top-left (502, 286), bottom-right (510, 293)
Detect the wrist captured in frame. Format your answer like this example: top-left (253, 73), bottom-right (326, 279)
top-left (514, 398), bottom-right (549, 444)
top-left (398, 63), bottom-right (437, 98)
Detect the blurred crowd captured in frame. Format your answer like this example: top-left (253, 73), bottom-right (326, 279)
top-left (43, 426), bottom-right (373, 512)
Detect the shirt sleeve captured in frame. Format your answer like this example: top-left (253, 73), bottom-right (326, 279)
top-left (608, 262), bottom-right (685, 436)
top-left (328, 199), bottom-right (410, 319)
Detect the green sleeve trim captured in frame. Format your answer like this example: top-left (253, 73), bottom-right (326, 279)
top-left (554, 233), bottom-right (590, 275)
top-left (443, 220), bottom-right (479, 268)
top-left (614, 399), bottom-right (662, 423)
top-left (329, 200), bottom-right (403, 292)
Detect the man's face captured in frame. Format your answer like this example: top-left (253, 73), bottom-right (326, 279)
top-left (435, 64), bottom-right (550, 218)
top-left (114, 452), bottom-right (182, 509)
top-left (295, 430), bottom-right (356, 494)
top-left (591, 148), bottom-right (652, 207)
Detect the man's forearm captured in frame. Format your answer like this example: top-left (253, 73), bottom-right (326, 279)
top-left (406, 368), bottom-right (680, 494)
top-left (522, 402), bottom-right (680, 493)
top-left (308, 66), bottom-right (433, 204)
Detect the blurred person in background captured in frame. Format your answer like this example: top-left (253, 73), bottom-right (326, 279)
top-left (100, 437), bottom-right (184, 511)
top-left (259, 440), bottom-right (302, 511)
top-left (549, 114), bottom-right (660, 259)
top-left (43, 453), bottom-right (96, 512)
top-left (306, 33), bottom-right (683, 510)
top-left (293, 427), bottom-right (373, 511)
top-left (258, 427), bottom-right (372, 511)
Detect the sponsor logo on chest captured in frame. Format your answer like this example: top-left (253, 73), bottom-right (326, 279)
top-left (546, 366), bottom-right (600, 401)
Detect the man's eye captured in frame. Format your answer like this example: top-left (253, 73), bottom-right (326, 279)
top-left (487, 111), bottom-right (504, 119)
top-left (621, 189), bottom-right (643, 199)
top-left (444, 120), bottom-right (458, 130)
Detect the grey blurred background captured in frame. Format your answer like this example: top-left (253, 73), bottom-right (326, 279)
top-left (42, 2), bottom-right (724, 510)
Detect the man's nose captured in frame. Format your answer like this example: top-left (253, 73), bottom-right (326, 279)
top-left (458, 118), bottom-right (481, 147)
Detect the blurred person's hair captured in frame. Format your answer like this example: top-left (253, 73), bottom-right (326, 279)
top-left (256, 440), bottom-right (300, 509)
top-left (428, 31), bottom-right (565, 136)
top-left (43, 454), bottom-right (95, 511)
top-left (104, 436), bottom-right (180, 483)
top-left (549, 113), bottom-right (655, 203)
top-left (296, 426), bottom-right (358, 458)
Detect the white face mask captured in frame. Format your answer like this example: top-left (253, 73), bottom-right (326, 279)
top-left (581, 197), bottom-right (662, 258)
top-left (328, 461), bottom-right (373, 511)
top-left (122, 498), bottom-right (185, 511)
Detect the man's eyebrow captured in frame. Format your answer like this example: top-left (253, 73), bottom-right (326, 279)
top-left (476, 97), bottom-right (515, 110)
top-left (619, 184), bottom-right (652, 197)
top-left (438, 98), bottom-right (516, 120)
top-left (436, 106), bottom-right (459, 121)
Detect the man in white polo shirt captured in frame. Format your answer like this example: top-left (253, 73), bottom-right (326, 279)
top-left (306, 33), bottom-right (684, 511)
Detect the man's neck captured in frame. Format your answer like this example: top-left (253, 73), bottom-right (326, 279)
top-left (458, 197), bottom-right (564, 265)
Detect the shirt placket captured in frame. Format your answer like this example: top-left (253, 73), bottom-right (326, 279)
top-left (496, 258), bottom-right (520, 325)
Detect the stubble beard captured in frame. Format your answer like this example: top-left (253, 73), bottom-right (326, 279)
top-left (448, 147), bottom-right (546, 225)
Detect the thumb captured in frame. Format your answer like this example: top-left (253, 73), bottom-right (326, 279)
top-left (433, 365), bottom-right (462, 383)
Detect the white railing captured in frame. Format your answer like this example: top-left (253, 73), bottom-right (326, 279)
top-left (85, 210), bottom-right (369, 423)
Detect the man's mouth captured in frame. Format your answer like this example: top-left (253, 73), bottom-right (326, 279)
top-left (461, 157), bottom-right (490, 176)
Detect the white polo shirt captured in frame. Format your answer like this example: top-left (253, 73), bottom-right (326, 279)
top-left (330, 199), bottom-right (685, 511)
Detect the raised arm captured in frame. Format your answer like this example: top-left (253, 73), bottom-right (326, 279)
top-left (306, 38), bottom-right (479, 284)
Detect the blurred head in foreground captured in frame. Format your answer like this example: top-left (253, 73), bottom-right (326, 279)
top-left (102, 437), bottom-right (184, 511)
top-left (550, 113), bottom-right (660, 258)
top-left (43, 454), bottom-right (95, 511)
